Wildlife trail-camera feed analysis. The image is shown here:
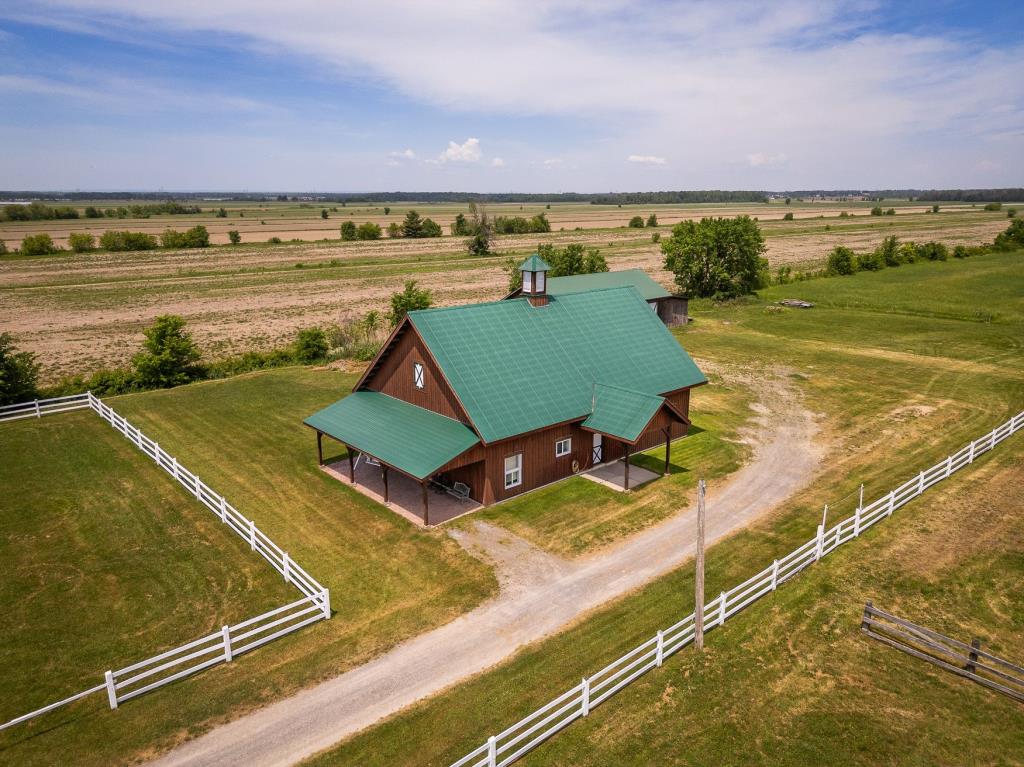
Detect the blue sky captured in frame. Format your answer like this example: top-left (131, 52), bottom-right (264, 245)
top-left (1, 1), bottom-right (1021, 192)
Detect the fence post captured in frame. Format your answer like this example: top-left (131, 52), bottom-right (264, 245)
top-left (222, 625), bottom-right (233, 662)
top-left (991, 430), bottom-right (997, 451)
top-left (771, 558), bottom-right (779, 591)
top-left (968, 440), bottom-right (976, 463)
top-left (487, 735), bottom-right (497, 767)
top-left (248, 518), bottom-right (256, 551)
top-left (854, 484), bottom-right (863, 536)
top-left (581, 677), bottom-right (590, 717)
top-left (321, 588), bottom-right (331, 620)
top-left (218, 496), bottom-right (228, 523)
top-left (917, 470), bottom-right (925, 495)
top-left (34, 399), bottom-right (41, 418)
top-left (194, 476), bottom-right (203, 500)
top-left (283, 552), bottom-right (291, 584)
top-left (860, 600), bottom-right (873, 631)
top-left (967, 638), bottom-right (980, 673)
top-left (815, 524), bottom-right (824, 561)
top-left (944, 455), bottom-right (953, 478)
top-left (719, 591), bottom-right (727, 625)
top-left (887, 490), bottom-right (895, 516)
top-left (656, 630), bottom-right (664, 667)
top-left (171, 456), bottom-right (179, 480)
top-left (104, 670), bottom-right (118, 710)
top-left (153, 443), bottom-right (161, 464)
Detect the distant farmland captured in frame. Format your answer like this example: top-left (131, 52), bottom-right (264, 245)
top-left (0, 200), bottom-right (1016, 381)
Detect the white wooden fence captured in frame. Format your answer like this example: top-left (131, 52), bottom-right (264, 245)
top-left (449, 409), bottom-right (1024, 767)
top-left (0, 392), bottom-right (331, 731)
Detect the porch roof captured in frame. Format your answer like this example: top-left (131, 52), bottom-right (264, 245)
top-left (581, 383), bottom-right (677, 444)
top-left (304, 391), bottom-right (480, 480)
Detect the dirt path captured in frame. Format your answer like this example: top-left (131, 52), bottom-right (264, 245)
top-left (149, 372), bottom-right (821, 767)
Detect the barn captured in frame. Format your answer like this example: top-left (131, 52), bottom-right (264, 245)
top-left (304, 255), bottom-right (706, 525)
top-left (505, 267), bottom-right (689, 326)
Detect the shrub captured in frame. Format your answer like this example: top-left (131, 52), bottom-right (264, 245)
top-left (268, 236), bottom-right (282, 244)
top-left (662, 216), bottom-right (768, 299)
top-left (898, 242), bottom-right (919, 263)
top-left (826, 246), bottom-right (856, 275)
top-left (132, 315), bottom-right (203, 389)
top-left (389, 280), bottom-right (432, 325)
top-left (918, 242), bottom-right (948, 261)
top-left (1008, 208), bottom-right (1017, 218)
top-left (776, 266), bottom-right (792, 285)
top-left (321, 209), bottom-right (329, 219)
top-left (216, 207), bottom-right (228, 218)
top-left (651, 232), bottom-right (661, 243)
top-left (876, 235), bottom-right (900, 266)
top-left (402, 210), bottom-right (425, 238)
top-left (885, 208), bottom-right (896, 216)
top-left (20, 233), bottom-right (59, 256)
top-left (983, 202), bottom-right (1002, 211)
top-left (84, 206), bottom-right (104, 218)
top-left (870, 206), bottom-right (883, 216)
top-left (387, 222), bottom-right (402, 238)
top-left (839, 211), bottom-right (850, 218)
top-left (953, 245), bottom-right (969, 259)
top-left (99, 230), bottom-right (158, 252)
top-left (340, 221), bottom-right (357, 241)
top-left (160, 225), bottom-right (210, 248)
top-left (646, 213), bottom-right (658, 227)
top-left (993, 218), bottom-right (1024, 250)
top-left (856, 249), bottom-right (884, 271)
top-left (0, 240), bottom-right (7, 255)
top-left (932, 204), bottom-right (940, 214)
top-left (68, 232), bottom-right (96, 252)
top-left (782, 212), bottom-right (794, 221)
top-left (421, 218), bottom-right (443, 238)
top-left (294, 327), bottom-right (328, 363)
top-left (327, 311), bottom-right (388, 361)
top-left (228, 230), bottom-right (241, 244)
top-left (628, 216), bottom-right (645, 228)
top-left (451, 213), bottom-right (470, 236)
top-left (0, 333), bottom-right (40, 405)
top-left (357, 222), bottom-right (382, 240)
top-left (493, 213), bottom-right (550, 234)
top-left (383, 207), bottom-right (391, 215)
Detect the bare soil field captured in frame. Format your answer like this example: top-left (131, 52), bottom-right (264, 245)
top-left (0, 205), bottom-right (1012, 381)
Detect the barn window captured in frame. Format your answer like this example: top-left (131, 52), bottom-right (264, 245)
top-left (413, 362), bottom-right (425, 389)
top-left (555, 437), bottom-right (571, 457)
top-left (536, 270), bottom-right (546, 292)
top-left (522, 271), bottom-right (533, 293)
top-left (504, 454), bottom-right (522, 489)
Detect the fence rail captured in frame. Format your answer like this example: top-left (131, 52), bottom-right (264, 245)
top-left (861, 603), bottom-right (1024, 704)
top-left (450, 409), bottom-right (1024, 767)
top-left (0, 393), bottom-right (331, 731)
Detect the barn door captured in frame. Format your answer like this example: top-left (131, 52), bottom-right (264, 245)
top-left (592, 433), bottom-right (603, 463)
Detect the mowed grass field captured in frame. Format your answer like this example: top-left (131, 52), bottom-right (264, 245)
top-left (0, 369), bottom-right (497, 767)
top-left (304, 250), bottom-right (1024, 766)
top-left (0, 200), bottom-right (1015, 380)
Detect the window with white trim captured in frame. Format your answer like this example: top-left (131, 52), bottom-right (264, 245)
top-left (504, 453), bottom-right (522, 489)
top-left (413, 362), bottom-right (425, 389)
top-left (536, 270), bottom-right (546, 292)
top-left (555, 437), bottom-right (571, 457)
top-left (522, 271), bottom-right (533, 293)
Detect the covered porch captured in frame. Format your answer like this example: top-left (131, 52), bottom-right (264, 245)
top-left (580, 383), bottom-right (690, 493)
top-left (304, 391), bottom-right (482, 527)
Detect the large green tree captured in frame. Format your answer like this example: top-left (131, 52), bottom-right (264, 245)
top-left (389, 281), bottom-right (432, 326)
top-left (132, 315), bottom-right (203, 389)
top-left (661, 216), bottom-right (768, 299)
top-left (0, 333), bottom-right (40, 405)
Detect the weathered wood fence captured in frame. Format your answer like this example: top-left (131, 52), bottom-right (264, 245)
top-left (862, 603), bottom-right (1024, 704)
top-left (449, 409), bottom-right (1024, 767)
top-left (0, 393), bottom-right (331, 731)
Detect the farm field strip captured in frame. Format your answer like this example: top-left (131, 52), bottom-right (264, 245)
top-left (0, 392), bottom-right (330, 730)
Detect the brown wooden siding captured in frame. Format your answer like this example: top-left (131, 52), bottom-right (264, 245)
top-left (361, 325), bottom-right (470, 424)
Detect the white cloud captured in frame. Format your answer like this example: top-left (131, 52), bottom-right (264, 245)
top-left (746, 152), bottom-right (788, 168)
top-left (542, 158), bottom-right (562, 167)
top-left (390, 148), bottom-right (416, 160)
top-left (4, 1), bottom-right (1023, 188)
top-left (628, 154), bottom-right (666, 165)
top-left (491, 157), bottom-right (505, 167)
top-left (438, 137), bottom-right (482, 163)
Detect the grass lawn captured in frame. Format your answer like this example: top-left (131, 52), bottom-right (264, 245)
top-left (0, 410), bottom-right (295, 725)
top-left (0, 367), bottom-right (496, 767)
top-left (305, 250), bottom-right (1024, 765)
top-left (460, 378), bottom-right (754, 557)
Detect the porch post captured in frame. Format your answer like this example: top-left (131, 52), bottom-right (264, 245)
top-left (382, 465), bottom-right (389, 504)
top-left (422, 480), bottom-right (430, 526)
top-left (663, 427), bottom-right (671, 476)
top-left (316, 431), bottom-right (324, 466)
top-left (347, 445), bottom-right (355, 482)
top-left (624, 443), bottom-right (631, 491)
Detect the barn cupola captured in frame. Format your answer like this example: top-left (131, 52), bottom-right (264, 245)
top-left (519, 253), bottom-right (551, 307)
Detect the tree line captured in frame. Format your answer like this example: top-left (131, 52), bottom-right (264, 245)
top-left (0, 201), bottom-right (202, 222)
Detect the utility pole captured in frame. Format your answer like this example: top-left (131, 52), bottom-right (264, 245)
top-left (695, 478), bottom-right (706, 651)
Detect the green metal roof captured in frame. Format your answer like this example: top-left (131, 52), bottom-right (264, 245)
top-left (304, 391), bottom-right (480, 479)
top-left (519, 254), bottom-right (551, 272)
top-left (546, 269), bottom-right (672, 301)
top-left (409, 286), bottom-right (706, 444)
top-left (582, 384), bottom-right (666, 444)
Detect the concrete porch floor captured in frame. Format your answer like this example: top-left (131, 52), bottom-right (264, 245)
top-left (322, 457), bottom-right (481, 527)
top-left (583, 459), bottom-right (662, 492)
